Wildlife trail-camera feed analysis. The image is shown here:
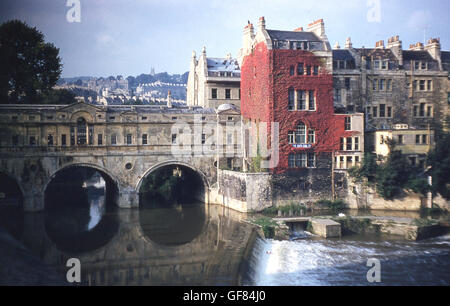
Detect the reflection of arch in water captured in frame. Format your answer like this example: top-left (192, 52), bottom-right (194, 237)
top-left (0, 172), bottom-right (24, 239)
top-left (43, 164), bottom-right (120, 254)
top-left (137, 161), bottom-right (209, 246)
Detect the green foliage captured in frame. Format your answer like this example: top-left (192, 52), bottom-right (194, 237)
top-left (375, 150), bottom-right (411, 199)
top-left (427, 121), bottom-right (450, 200)
top-left (316, 199), bottom-right (346, 212)
top-left (348, 153), bottom-right (378, 183)
top-left (39, 89), bottom-right (76, 105)
top-left (0, 20), bottom-right (62, 104)
top-left (251, 217), bottom-right (277, 239)
top-left (406, 178), bottom-right (430, 196)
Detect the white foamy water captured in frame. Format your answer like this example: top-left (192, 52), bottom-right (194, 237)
top-left (245, 234), bottom-right (450, 286)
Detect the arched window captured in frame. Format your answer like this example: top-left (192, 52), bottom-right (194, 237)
top-left (296, 123), bottom-right (306, 144)
top-left (77, 117), bottom-right (87, 145)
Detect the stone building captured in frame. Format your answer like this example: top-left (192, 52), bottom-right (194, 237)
top-left (238, 17), bottom-right (364, 203)
top-left (332, 36), bottom-right (450, 164)
top-left (186, 47), bottom-right (241, 109)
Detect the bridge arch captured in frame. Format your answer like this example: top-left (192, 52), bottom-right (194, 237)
top-left (42, 162), bottom-right (121, 196)
top-left (0, 171), bottom-right (25, 200)
top-left (135, 160), bottom-right (210, 194)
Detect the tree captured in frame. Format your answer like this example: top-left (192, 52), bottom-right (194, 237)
top-left (0, 20), bottom-right (62, 104)
top-left (428, 117), bottom-right (450, 200)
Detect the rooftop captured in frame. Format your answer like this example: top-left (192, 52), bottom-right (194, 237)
top-left (266, 29), bottom-right (320, 42)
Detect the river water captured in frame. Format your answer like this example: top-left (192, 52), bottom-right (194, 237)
top-left (0, 180), bottom-right (449, 286)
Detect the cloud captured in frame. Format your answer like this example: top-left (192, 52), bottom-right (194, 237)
top-left (96, 33), bottom-right (115, 46)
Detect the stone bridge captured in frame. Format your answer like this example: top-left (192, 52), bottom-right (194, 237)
top-left (0, 103), bottom-right (243, 212)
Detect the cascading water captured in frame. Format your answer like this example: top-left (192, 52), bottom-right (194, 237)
top-left (245, 234), bottom-right (450, 286)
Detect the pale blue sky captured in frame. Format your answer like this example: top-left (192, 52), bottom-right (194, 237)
top-left (1, 0), bottom-right (449, 78)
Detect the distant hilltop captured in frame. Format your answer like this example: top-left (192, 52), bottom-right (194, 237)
top-left (57, 71), bottom-right (189, 102)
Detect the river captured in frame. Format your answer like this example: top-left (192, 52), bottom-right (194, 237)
top-left (0, 180), bottom-right (449, 286)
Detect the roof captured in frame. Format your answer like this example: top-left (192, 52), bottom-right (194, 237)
top-left (217, 103), bottom-right (238, 112)
top-left (266, 29), bottom-right (320, 42)
top-left (402, 50), bottom-right (435, 62)
top-left (332, 50), bottom-right (354, 61)
top-left (206, 58), bottom-right (240, 73)
top-left (356, 48), bottom-right (398, 61)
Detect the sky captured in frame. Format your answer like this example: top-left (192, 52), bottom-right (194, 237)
top-left (0, 0), bottom-right (449, 78)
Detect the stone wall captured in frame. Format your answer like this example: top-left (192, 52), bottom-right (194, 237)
top-left (212, 170), bottom-right (272, 213)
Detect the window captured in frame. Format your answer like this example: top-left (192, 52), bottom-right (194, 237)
top-left (414, 61), bottom-right (420, 70)
top-left (70, 126), bottom-right (75, 146)
top-left (126, 134), bottom-right (132, 145)
top-left (290, 66), bottom-right (295, 76)
top-left (288, 89), bottom-right (295, 110)
top-left (381, 61), bottom-right (388, 70)
top-left (413, 80), bottom-right (417, 91)
top-left (296, 123), bottom-right (307, 144)
top-left (372, 106), bottom-right (378, 118)
top-left (297, 63), bottom-right (304, 75)
top-left (288, 154), bottom-right (295, 168)
top-left (345, 117), bottom-right (351, 130)
top-left (347, 156), bottom-right (353, 169)
top-left (387, 106), bottom-right (392, 118)
top-left (61, 135), bottom-right (67, 146)
top-left (419, 80), bottom-right (426, 91)
top-left (354, 137), bottom-right (359, 151)
top-left (387, 79), bottom-right (392, 91)
top-left (308, 91), bottom-right (315, 110)
top-left (288, 132), bottom-right (295, 144)
top-left (12, 135), bottom-right (18, 146)
top-left (413, 105), bottom-right (418, 117)
top-left (372, 79), bottom-right (378, 91)
top-left (227, 116), bottom-right (233, 121)
top-left (379, 79), bottom-right (385, 91)
top-left (29, 116), bottom-right (35, 121)
top-left (345, 78), bottom-right (350, 90)
top-left (142, 134), bottom-right (148, 145)
top-left (172, 116), bottom-right (178, 120)
top-left (29, 136), bottom-right (36, 146)
top-left (427, 106), bottom-right (432, 117)
top-left (295, 153), bottom-right (306, 168)
top-left (308, 130), bottom-right (315, 144)
top-left (142, 116), bottom-right (147, 120)
top-left (398, 135), bottom-right (404, 145)
top-left (212, 88), bottom-right (217, 99)
top-left (379, 104), bottom-right (386, 117)
top-left (334, 89), bottom-right (341, 103)
top-left (225, 89), bottom-right (231, 99)
top-left (297, 90), bottom-right (306, 110)
top-left (227, 134), bottom-right (233, 145)
top-left (374, 60), bottom-right (380, 69)
top-left (422, 135), bottom-right (427, 145)
top-left (11, 116), bottom-right (18, 122)
top-left (427, 80), bottom-right (432, 91)
top-left (346, 137), bottom-right (352, 151)
top-left (306, 66), bottom-right (311, 76)
top-left (48, 134), bottom-right (53, 146)
top-left (288, 153), bottom-right (315, 168)
top-left (47, 116), bottom-right (53, 120)
top-left (109, 116), bottom-right (115, 121)
top-left (313, 66), bottom-right (319, 75)
top-left (366, 107), bottom-right (372, 120)
top-left (76, 118), bottom-right (87, 145)
top-left (420, 103), bottom-right (425, 117)
top-left (421, 62), bottom-right (427, 70)
top-left (340, 137), bottom-right (344, 150)
top-left (307, 153), bottom-right (316, 168)
top-left (172, 134), bottom-right (177, 144)
top-left (415, 135), bottom-right (420, 144)
top-left (111, 134), bottom-right (117, 145)
top-left (201, 134), bottom-right (206, 145)
top-left (98, 134), bottom-right (103, 146)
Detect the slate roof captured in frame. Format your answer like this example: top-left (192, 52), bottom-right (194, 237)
top-left (356, 48), bottom-right (398, 61)
top-left (402, 50), bottom-right (435, 62)
top-left (332, 50), bottom-right (355, 61)
top-left (266, 29), bottom-right (320, 42)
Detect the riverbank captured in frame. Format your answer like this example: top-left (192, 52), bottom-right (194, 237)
top-left (248, 212), bottom-right (449, 241)
top-left (0, 227), bottom-right (67, 286)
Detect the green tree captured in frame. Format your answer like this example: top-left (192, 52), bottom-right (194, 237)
top-left (428, 117), bottom-right (450, 200)
top-left (0, 20), bottom-right (62, 104)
